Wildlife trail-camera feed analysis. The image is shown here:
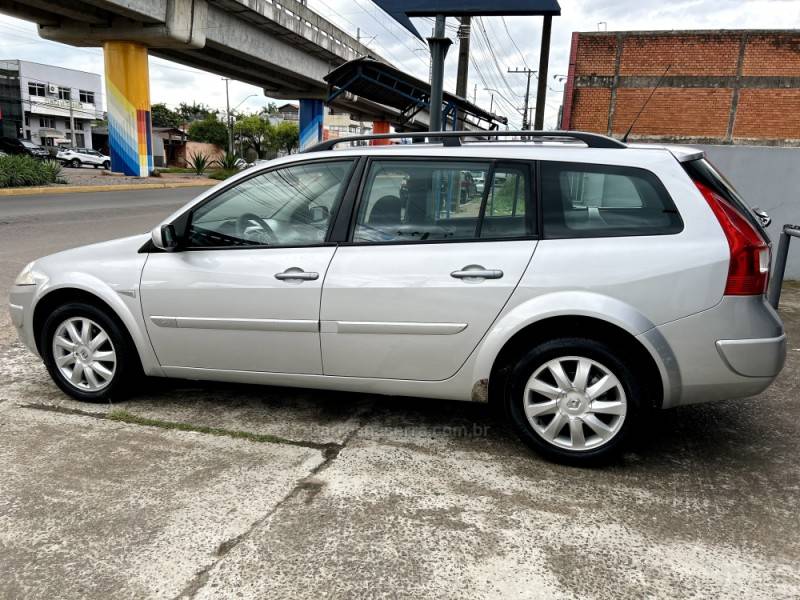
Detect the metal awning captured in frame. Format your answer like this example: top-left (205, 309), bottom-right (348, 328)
top-left (325, 57), bottom-right (507, 131)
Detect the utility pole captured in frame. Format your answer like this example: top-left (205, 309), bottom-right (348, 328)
top-left (223, 77), bottom-right (232, 152)
top-left (534, 15), bottom-right (553, 130)
top-left (427, 15), bottom-right (452, 132)
top-left (455, 16), bottom-right (471, 128)
top-left (508, 67), bottom-right (536, 129)
top-left (473, 84), bottom-right (477, 104)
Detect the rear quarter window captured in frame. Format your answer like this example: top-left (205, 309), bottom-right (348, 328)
top-left (540, 161), bottom-right (683, 238)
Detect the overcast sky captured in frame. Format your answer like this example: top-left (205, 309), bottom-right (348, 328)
top-left (0, 0), bottom-right (797, 128)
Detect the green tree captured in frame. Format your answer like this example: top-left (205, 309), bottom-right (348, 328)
top-left (151, 102), bottom-right (182, 128)
top-left (178, 102), bottom-right (215, 123)
top-left (188, 116), bottom-right (229, 148)
top-left (273, 121), bottom-right (299, 154)
top-left (234, 115), bottom-right (273, 158)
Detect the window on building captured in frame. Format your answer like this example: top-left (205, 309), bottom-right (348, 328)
top-left (28, 82), bottom-right (45, 97)
top-left (58, 87), bottom-right (71, 100)
top-left (24, 113), bottom-right (29, 126)
top-left (74, 133), bottom-right (85, 147)
top-left (79, 90), bottom-right (95, 104)
top-left (39, 117), bottom-right (55, 128)
top-left (540, 162), bottom-right (683, 238)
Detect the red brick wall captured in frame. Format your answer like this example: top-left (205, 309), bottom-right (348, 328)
top-left (571, 88), bottom-right (611, 131)
top-left (611, 88), bottom-right (732, 138)
top-left (562, 30), bottom-right (800, 144)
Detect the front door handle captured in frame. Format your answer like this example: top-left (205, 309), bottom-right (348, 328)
top-left (450, 265), bottom-right (504, 281)
top-left (275, 267), bottom-right (319, 282)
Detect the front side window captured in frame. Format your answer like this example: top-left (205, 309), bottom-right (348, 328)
top-left (352, 160), bottom-right (532, 243)
top-left (187, 160), bottom-right (353, 248)
top-left (540, 161), bottom-right (683, 238)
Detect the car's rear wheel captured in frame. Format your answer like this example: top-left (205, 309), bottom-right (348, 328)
top-left (40, 302), bottom-right (139, 402)
top-left (506, 337), bottom-right (641, 465)
top-left (69, 159), bottom-right (80, 168)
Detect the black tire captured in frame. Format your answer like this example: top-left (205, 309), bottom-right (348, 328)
top-left (69, 159), bottom-right (80, 168)
top-left (103, 160), bottom-right (110, 170)
top-left (505, 337), bottom-right (642, 465)
top-left (40, 302), bottom-right (141, 403)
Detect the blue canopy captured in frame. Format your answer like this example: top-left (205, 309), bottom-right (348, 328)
top-left (372, 0), bottom-right (561, 39)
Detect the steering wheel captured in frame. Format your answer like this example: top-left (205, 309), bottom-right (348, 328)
top-left (236, 212), bottom-right (278, 245)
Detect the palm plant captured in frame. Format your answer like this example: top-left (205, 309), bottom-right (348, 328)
top-left (186, 152), bottom-right (211, 175)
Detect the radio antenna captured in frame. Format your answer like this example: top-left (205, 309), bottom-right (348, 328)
top-left (622, 64), bottom-right (671, 143)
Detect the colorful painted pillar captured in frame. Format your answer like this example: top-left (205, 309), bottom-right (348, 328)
top-left (371, 120), bottom-right (391, 145)
top-left (103, 41), bottom-right (153, 176)
top-left (299, 99), bottom-right (324, 150)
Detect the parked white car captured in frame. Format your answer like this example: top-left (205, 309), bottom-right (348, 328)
top-left (57, 147), bottom-right (111, 169)
top-left (9, 131), bottom-right (786, 463)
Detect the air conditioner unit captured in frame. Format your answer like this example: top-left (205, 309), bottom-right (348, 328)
top-left (48, 84), bottom-right (58, 95)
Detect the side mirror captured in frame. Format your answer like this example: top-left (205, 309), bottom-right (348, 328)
top-left (151, 224), bottom-right (180, 251)
top-left (309, 205), bottom-right (329, 223)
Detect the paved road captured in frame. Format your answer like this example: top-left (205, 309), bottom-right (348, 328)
top-left (1, 188), bottom-right (799, 598)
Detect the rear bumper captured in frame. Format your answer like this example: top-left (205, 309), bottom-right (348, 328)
top-left (642, 296), bottom-right (785, 408)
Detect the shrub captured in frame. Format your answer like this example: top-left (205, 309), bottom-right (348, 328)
top-left (214, 151), bottom-right (241, 171)
top-left (208, 169), bottom-right (238, 181)
top-left (0, 155), bottom-right (66, 188)
top-left (186, 152), bottom-right (211, 175)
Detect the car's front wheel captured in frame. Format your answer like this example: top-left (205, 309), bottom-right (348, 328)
top-left (69, 159), bottom-right (80, 168)
top-left (40, 302), bottom-right (139, 402)
top-left (506, 337), bottom-right (641, 465)
top-left (103, 160), bottom-right (110, 170)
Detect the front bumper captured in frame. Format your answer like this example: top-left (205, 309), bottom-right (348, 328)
top-left (9, 285), bottom-right (38, 355)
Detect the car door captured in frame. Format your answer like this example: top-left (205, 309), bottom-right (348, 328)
top-left (140, 158), bottom-right (356, 374)
top-left (320, 157), bottom-right (537, 381)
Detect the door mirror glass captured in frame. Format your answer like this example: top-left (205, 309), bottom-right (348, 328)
top-left (151, 224), bottom-right (179, 251)
top-left (309, 205), bottom-right (330, 223)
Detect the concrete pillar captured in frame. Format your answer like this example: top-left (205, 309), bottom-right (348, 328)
top-left (371, 120), bottom-right (390, 145)
top-left (299, 99), bottom-right (324, 150)
top-left (103, 41), bottom-right (153, 176)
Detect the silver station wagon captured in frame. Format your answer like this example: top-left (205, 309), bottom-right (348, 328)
top-left (9, 131), bottom-right (786, 463)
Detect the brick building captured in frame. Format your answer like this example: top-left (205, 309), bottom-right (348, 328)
top-left (560, 30), bottom-right (800, 145)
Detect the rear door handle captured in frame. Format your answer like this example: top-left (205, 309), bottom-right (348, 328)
top-left (450, 265), bottom-right (504, 281)
top-left (275, 268), bottom-right (319, 282)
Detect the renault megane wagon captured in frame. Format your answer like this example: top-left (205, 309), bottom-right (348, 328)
top-left (9, 131), bottom-right (786, 463)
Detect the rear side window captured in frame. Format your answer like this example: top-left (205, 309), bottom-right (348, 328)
top-left (352, 160), bottom-right (532, 243)
top-left (540, 162), bottom-right (683, 238)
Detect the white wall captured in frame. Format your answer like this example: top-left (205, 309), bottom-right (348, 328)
top-left (700, 144), bottom-right (800, 280)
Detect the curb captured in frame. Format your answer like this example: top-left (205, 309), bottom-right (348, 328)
top-left (0, 181), bottom-right (217, 197)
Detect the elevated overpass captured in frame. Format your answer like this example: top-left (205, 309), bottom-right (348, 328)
top-left (0, 0), bottom-right (412, 174)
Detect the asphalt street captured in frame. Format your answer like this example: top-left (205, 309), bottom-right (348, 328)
top-left (1, 187), bottom-right (799, 599)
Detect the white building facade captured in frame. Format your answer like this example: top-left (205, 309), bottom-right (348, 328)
top-left (0, 60), bottom-right (104, 149)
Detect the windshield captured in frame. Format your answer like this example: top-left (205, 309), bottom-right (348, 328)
top-left (21, 141), bottom-right (39, 149)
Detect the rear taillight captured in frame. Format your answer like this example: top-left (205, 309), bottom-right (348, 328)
top-left (695, 181), bottom-right (770, 296)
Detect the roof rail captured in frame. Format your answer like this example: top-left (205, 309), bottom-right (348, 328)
top-left (303, 130), bottom-right (627, 153)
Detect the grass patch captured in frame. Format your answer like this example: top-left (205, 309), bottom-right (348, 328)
top-left (208, 168), bottom-right (238, 181)
top-left (156, 167), bottom-right (196, 174)
top-left (107, 409), bottom-right (323, 448)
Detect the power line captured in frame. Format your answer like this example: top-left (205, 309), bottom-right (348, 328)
top-left (502, 17), bottom-right (530, 70)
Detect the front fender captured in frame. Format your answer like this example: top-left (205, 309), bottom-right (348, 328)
top-left (30, 272), bottom-right (163, 376)
top-left (470, 290), bottom-right (678, 405)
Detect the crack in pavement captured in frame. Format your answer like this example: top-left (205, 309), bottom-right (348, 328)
top-left (16, 400), bottom-right (369, 600)
top-left (176, 423), bottom-right (366, 600)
